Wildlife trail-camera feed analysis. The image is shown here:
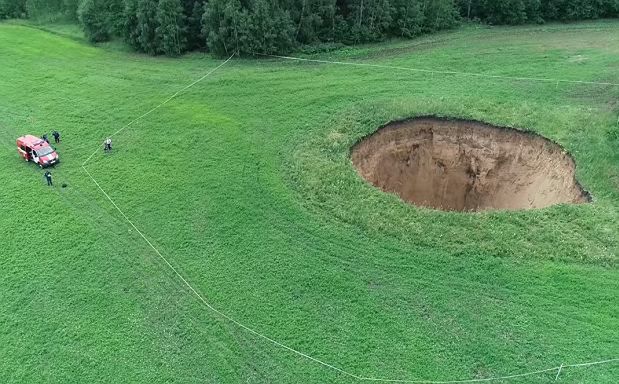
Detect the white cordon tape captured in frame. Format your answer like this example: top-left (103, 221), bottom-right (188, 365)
top-left (254, 53), bottom-right (619, 87)
top-left (81, 52), bottom-right (618, 383)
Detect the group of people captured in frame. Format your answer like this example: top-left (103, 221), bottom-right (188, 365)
top-left (41, 133), bottom-right (115, 187)
top-left (41, 130), bottom-right (61, 144)
top-left (41, 131), bottom-right (112, 151)
top-left (41, 131), bottom-right (60, 187)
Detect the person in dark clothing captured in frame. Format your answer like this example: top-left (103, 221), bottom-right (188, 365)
top-left (52, 130), bottom-right (60, 144)
top-left (44, 171), bottom-right (53, 186)
top-left (42, 134), bottom-right (49, 143)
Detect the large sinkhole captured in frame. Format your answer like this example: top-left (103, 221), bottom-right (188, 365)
top-left (351, 117), bottom-right (591, 212)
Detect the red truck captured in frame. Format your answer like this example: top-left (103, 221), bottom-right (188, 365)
top-left (16, 135), bottom-right (59, 168)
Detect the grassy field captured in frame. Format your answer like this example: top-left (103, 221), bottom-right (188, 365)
top-left (1, 20), bottom-right (618, 383)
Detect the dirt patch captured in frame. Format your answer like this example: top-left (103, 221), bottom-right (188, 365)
top-left (352, 117), bottom-right (590, 212)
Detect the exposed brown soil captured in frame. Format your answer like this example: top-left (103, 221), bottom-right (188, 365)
top-left (352, 117), bottom-right (590, 212)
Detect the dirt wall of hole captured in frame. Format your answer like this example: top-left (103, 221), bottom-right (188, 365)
top-left (352, 117), bottom-right (590, 212)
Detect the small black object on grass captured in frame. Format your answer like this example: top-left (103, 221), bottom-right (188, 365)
top-left (61, 183), bottom-right (67, 188)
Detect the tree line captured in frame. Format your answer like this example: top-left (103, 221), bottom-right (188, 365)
top-left (458, 0), bottom-right (619, 24)
top-left (1, 0), bottom-right (618, 57)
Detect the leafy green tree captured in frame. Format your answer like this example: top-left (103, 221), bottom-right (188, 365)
top-left (104, 0), bottom-right (125, 36)
top-left (25, 0), bottom-right (63, 20)
top-left (390, 0), bottom-right (423, 37)
top-left (185, 0), bottom-right (205, 50)
top-left (156, 0), bottom-right (186, 56)
top-left (136, 0), bottom-right (159, 54)
top-left (481, 0), bottom-right (528, 24)
top-left (345, 0), bottom-right (394, 43)
top-left (421, 0), bottom-right (460, 32)
top-left (123, 0), bottom-right (141, 49)
top-left (202, 0), bottom-right (246, 55)
top-left (523, 0), bottom-right (542, 23)
top-left (0, 0), bottom-right (27, 18)
top-left (242, 0), bottom-right (295, 54)
top-left (11, 0), bottom-right (619, 56)
top-left (63, 0), bottom-right (79, 19)
top-left (460, 0), bottom-right (617, 24)
top-left (288, 0), bottom-right (340, 44)
top-left (78, 0), bottom-right (110, 42)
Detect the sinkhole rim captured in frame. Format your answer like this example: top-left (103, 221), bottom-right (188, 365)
top-left (350, 116), bottom-right (592, 213)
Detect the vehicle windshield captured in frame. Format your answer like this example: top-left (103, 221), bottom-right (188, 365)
top-left (35, 147), bottom-right (54, 157)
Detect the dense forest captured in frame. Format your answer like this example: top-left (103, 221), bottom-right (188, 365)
top-left (1, 0), bottom-right (618, 56)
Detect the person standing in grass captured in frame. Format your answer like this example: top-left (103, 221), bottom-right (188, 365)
top-left (44, 171), bottom-right (53, 187)
top-left (42, 133), bottom-right (49, 143)
top-left (104, 138), bottom-right (112, 151)
top-left (52, 130), bottom-right (61, 144)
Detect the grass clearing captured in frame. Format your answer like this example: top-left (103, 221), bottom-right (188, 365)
top-left (1, 21), bottom-right (618, 383)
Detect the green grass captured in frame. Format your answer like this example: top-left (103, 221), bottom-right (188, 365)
top-left (1, 20), bottom-right (618, 383)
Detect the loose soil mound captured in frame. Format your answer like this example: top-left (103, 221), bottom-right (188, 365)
top-left (352, 117), bottom-right (590, 212)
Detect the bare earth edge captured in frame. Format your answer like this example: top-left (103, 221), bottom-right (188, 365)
top-left (351, 117), bottom-right (591, 212)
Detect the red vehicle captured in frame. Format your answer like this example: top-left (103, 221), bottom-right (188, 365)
top-left (16, 135), bottom-right (59, 168)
